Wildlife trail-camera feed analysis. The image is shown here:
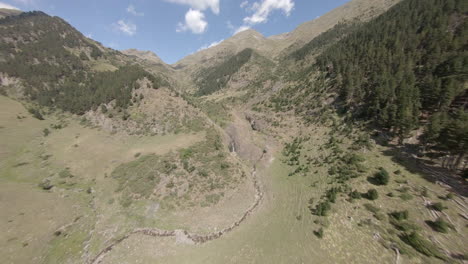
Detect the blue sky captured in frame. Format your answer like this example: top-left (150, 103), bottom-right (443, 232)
top-left (0, 0), bottom-right (349, 64)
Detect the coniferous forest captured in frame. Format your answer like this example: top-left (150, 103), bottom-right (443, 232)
top-left (314, 0), bottom-right (467, 168)
top-left (0, 11), bottom-right (163, 114)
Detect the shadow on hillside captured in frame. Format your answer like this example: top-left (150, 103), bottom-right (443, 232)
top-left (381, 144), bottom-right (468, 198)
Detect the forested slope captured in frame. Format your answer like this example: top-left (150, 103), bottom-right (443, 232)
top-left (270, 0), bottom-right (467, 170)
top-left (0, 12), bottom-right (165, 114)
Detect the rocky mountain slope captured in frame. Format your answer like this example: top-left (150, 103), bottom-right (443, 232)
top-left (172, 0), bottom-right (402, 79)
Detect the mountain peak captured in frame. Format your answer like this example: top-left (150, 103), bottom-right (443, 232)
top-left (232, 29), bottom-right (264, 40)
top-left (122, 49), bottom-right (164, 65)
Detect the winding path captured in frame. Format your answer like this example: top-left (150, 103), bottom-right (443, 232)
top-left (90, 165), bottom-right (264, 264)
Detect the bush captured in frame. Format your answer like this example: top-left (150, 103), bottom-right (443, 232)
top-left (390, 218), bottom-right (420, 232)
top-left (389, 210), bottom-right (409, 221)
top-left (364, 189), bottom-right (379, 200)
top-left (43, 128), bottom-right (50, 136)
top-left (314, 201), bottom-right (331, 216)
top-left (400, 232), bottom-right (446, 259)
top-left (373, 167), bottom-right (389, 185)
top-left (326, 188), bottom-right (338, 203)
top-left (101, 104), bottom-right (108, 113)
top-left (430, 202), bottom-right (446, 212)
top-left (426, 218), bottom-right (453, 233)
top-left (28, 107), bottom-right (44, 120)
top-left (445, 193), bottom-right (454, 200)
top-left (349, 190), bottom-right (362, 199)
top-left (314, 227), bottom-right (324, 238)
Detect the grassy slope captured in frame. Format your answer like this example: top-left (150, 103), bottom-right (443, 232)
top-left (94, 111), bottom-right (466, 264)
top-left (0, 95), bottom-right (254, 263)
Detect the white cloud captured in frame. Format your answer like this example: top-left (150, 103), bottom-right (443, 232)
top-left (114, 20), bottom-right (137, 36)
top-left (243, 0), bottom-right (294, 25)
top-left (234, 25), bottom-right (251, 35)
top-left (0, 1), bottom-right (20, 9)
top-left (127, 4), bottom-right (144, 16)
top-left (86, 33), bottom-right (93, 39)
top-left (198, 39), bottom-right (223, 51)
top-left (176, 9), bottom-right (207, 34)
top-left (240, 1), bottom-right (248, 9)
top-left (166, 0), bottom-right (219, 14)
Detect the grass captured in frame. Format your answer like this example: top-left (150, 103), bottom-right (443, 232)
top-left (1, 94), bottom-right (467, 264)
top-left (110, 128), bottom-right (241, 208)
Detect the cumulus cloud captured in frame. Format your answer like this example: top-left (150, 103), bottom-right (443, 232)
top-left (0, 1), bottom-right (20, 9)
top-left (114, 20), bottom-right (137, 36)
top-left (240, 1), bottom-right (248, 9)
top-left (127, 4), bottom-right (144, 16)
top-left (166, 0), bottom-right (219, 14)
top-left (244, 0), bottom-right (294, 25)
top-left (176, 9), bottom-right (207, 34)
top-left (198, 39), bottom-right (223, 51)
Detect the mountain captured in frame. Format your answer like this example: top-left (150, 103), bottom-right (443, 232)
top-left (272, 0), bottom-right (402, 56)
top-left (172, 0), bottom-right (402, 78)
top-left (122, 49), bottom-right (165, 66)
top-left (0, 1), bottom-right (467, 264)
top-left (0, 10), bottom-right (202, 135)
top-left (173, 29), bottom-right (277, 75)
top-left (0, 8), bottom-right (21, 18)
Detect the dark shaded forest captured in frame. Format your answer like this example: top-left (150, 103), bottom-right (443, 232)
top-left (196, 48), bottom-right (253, 96)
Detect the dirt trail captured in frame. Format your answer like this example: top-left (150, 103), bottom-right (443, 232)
top-left (89, 110), bottom-right (268, 264)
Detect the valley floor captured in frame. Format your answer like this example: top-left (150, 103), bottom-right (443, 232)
top-left (0, 95), bottom-right (466, 264)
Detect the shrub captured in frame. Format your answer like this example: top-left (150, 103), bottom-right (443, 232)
top-left (326, 188), bottom-right (339, 203)
top-left (426, 218), bottom-right (453, 233)
top-left (28, 107), bottom-right (44, 120)
top-left (314, 201), bottom-right (331, 216)
top-left (389, 210), bottom-right (409, 221)
top-left (390, 218), bottom-right (420, 232)
top-left (430, 202), bottom-right (446, 212)
top-left (364, 189), bottom-right (379, 200)
top-left (43, 128), bottom-right (50, 136)
top-left (314, 227), bottom-right (324, 238)
top-left (373, 167), bottom-right (389, 185)
top-left (349, 190), bottom-right (362, 199)
top-left (101, 104), bottom-right (108, 113)
top-left (400, 232), bottom-right (446, 259)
